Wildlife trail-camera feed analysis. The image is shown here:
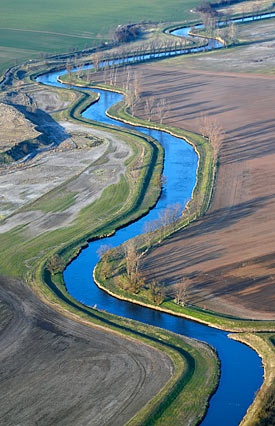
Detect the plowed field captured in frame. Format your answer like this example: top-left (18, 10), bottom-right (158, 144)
top-left (136, 65), bottom-right (275, 319)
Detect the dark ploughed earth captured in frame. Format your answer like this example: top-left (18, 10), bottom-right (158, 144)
top-left (0, 275), bottom-right (172, 426)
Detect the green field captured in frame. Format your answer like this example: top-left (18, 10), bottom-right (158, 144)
top-left (0, 0), bottom-right (197, 76)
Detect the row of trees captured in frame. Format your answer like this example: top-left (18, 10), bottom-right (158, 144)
top-left (69, 35), bottom-right (190, 84)
top-left (144, 96), bottom-right (169, 124)
top-left (143, 203), bottom-right (184, 248)
top-left (99, 65), bottom-right (170, 122)
top-left (97, 239), bottom-right (191, 306)
top-left (47, 247), bottom-right (191, 307)
top-left (195, 0), bottom-right (239, 45)
top-left (95, 202), bottom-right (187, 304)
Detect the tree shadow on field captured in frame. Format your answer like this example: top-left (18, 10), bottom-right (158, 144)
top-left (142, 194), bottom-right (275, 283)
top-left (189, 272), bottom-right (275, 313)
top-left (175, 193), bottom-right (275, 240)
top-left (142, 240), bottom-right (223, 284)
top-left (222, 119), bottom-right (275, 164)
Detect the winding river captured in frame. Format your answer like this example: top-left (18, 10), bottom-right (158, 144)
top-left (36, 12), bottom-right (275, 424)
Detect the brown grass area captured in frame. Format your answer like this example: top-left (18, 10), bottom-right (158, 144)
top-left (126, 64), bottom-right (275, 320)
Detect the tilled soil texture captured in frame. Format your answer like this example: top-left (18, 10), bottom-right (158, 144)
top-left (0, 275), bottom-right (173, 426)
top-left (130, 64), bottom-right (275, 320)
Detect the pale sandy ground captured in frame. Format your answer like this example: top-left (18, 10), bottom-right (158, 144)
top-left (0, 122), bottom-right (132, 238)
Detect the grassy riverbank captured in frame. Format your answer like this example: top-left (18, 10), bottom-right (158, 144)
top-left (2, 11), bottom-right (275, 423)
top-left (0, 60), bottom-right (221, 425)
top-left (44, 69), bottom-right (275, 424)
top-left (65, 78), bottom-right (275, 333)
top-left (32, 267), bottom-right (220, 426)
top-left (0, 117), bottom-right (163, 277)
top-left (230, 333), bottom-right (275, 426)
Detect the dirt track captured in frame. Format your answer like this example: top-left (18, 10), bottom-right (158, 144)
top-left (133, 64), bottom-right (275, 319)
top-left (0, 275), bottom-right (172, 426)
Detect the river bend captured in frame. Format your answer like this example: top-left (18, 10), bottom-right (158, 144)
top-left (36, 13), bottom-right (274, 424)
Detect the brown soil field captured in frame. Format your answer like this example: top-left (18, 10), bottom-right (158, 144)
top-left (125, 63), bottom-right (275, 320)
top-left (0, 275), bottom-right (173, 426)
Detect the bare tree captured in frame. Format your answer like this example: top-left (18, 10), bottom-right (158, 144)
top-left (143, 220), bottom-right (157, 248)
top-left (132, 71), bottom-right (142, 98)
top-left (174, 279), bottom-right (188, 306)
top-left (77, 64), bottom-right (83, 79)
top-left (157, 203), bottom-right (183, 238)
top-left (97, 244), bottom-right (112, 279)
top-left (199, 114), bottom-right (223, 160)
top-left (113, 66), bottom-right (118, 86)
top-left (148, 280), bottom-right (166, 304)
top-left (125, 71), bottom-right (142, 115)
top-left (157, 98), bottom-right (169, 124)
top-left (103, 67), bottom-right (109, 85)
top-left (97, 244), bottom-right (112, 260)
top-left (93, 52), bottom-right (101, 72)
top-left (126, 87), bottom-right (140, 115)
top-left (125, 241), bottom-right (140, 282)
top-left (144, 96), bottom-right (155, 121)
top-left (229, 21), bottom-right (238, 45)
top-left (124, 66), bottom-right (131, 91)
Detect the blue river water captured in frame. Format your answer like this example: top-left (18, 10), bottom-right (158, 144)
top-left (36, 13), bottom-right (275, 423)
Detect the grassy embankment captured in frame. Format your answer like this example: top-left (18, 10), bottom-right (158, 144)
top-left (58, 68), bottom-right (275, 426)
top-left (71, 74), bottom-right (275, 425)
top-left (0, 60), bottom-right (221, 425)
top-left (61, 70), bottom-right (275, 333)
top-left (230, 333), bottom-right (275, 426)
top-left (0, 89), bottom-right (163, 277)
top-left (51, 12), bottom-right (275, 425)
top-left (2, 4), bottom-right (274, 424)
top-left (38, 268), bottom-right (220, 426)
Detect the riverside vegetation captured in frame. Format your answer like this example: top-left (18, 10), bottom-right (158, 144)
top-left (58, 13), bottom-right (275, 426)
top-left (0, 46), bottom-right (220, 426)
top-left (1, 4), bottom-right (275, 425)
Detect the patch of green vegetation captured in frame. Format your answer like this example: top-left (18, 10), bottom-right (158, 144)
top-left (0, 85), bottom-right (164, 277)
top-left (59, 79), bottom-right (272, 333)
top-left (230, 333), bottom-right (275, 426)
top-left (29, 264), bottom-right (219, 426)
top-left (0, 0), bottom-right (195, 37)
top-left (0, 0), bottom-right (199, 77)
top-left (253, 381), bottom-right (275, 426)
top-left (95, 259), bottom-right (275, 332)
top-left (30, 191), bottom-right (77, 213)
